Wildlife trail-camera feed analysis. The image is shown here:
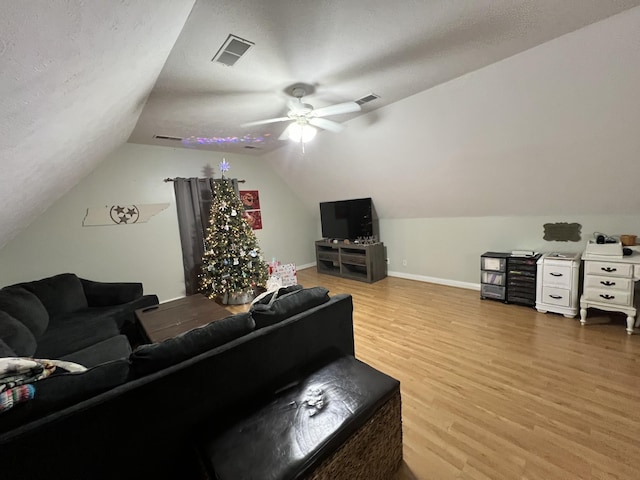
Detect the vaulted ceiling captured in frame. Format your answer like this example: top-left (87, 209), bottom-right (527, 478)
top-left (2, 0), bottom-right (640, 249)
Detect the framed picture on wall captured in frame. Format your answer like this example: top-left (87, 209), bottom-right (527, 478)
top-left (240, 190), bottom-right (260, 211)
top-left (244, 210), bottom-right (262, 230)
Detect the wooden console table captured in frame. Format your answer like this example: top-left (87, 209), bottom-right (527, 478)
top-left (315, 240), bottom-right (386, 283)
top-left (135, 294), bottom-right (232, 343)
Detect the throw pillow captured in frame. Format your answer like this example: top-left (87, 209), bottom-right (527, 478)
top-left (0, 311), bottom-right (37, 356)
top-left (0, 287), bottom-right (49, 337)
top-left (250, 286), bottom-right (330, 329)
top-left (31, 358), bottom-right (127, 408)
top-left (17, 273), bottom-right (88, 317)
top-left (130, 312), bottom-right (255, 377)
top-left (250, 284), bottom-right (303, 306)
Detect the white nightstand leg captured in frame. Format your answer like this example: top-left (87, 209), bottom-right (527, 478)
top-left (580, 307), bottom-right (587, 326)
top-left (626, 316), bottom-right (635, 335)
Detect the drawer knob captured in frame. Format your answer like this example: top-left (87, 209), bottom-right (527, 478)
top-left (599, 294), bottom-right (615, 300)
top-left (600, 281), bottom-right (616, 286)
top-left (601, 267), bottom-right (617, 273)
top-left (549, 272), bottom-right (563, 277)
top-left (549, 295), bottom-right (563, 299)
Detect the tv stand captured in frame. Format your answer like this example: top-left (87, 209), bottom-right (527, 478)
top-left (315, 240), bottom-right (386, 283)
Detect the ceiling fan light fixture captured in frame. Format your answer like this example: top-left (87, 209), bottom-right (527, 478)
top-left (289, 122), bottom-right (317, 143)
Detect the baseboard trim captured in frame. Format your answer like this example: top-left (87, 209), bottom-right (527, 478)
top-left (301, 263), bottom-right (480, 291)
top-left (296, 262), bottom-right (316, 271)
top-left (387, 271), bottom-right (479, 291)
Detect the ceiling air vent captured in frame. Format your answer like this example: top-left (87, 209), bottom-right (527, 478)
top-left (355, 93), bottom-right (380, 106)
top-left (154, 135), bottom-right (183, 141)
top-left (212, 34), bottom-right (254, 67)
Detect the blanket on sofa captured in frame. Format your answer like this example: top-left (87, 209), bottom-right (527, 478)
top-left (0, 358), bottom-right (86, 413)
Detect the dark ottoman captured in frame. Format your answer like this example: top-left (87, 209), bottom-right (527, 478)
top-left (199, 355), bottom-right (403, 480)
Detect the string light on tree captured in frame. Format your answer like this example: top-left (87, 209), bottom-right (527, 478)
top-left (200, 161), bottom-right (268, 304)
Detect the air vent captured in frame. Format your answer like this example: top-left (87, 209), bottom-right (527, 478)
top-left (244, 145), bottom-right (259, 149)
top-left (355, 93), bottom-right (380, 106)
top-left (212, 34), bottom-right (254, 67)
top-left (154, 135), bottom-right (183, 141)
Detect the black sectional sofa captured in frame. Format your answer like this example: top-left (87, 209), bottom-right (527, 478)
top-left (0, 273), bottom-right (159, 363)
top-left (0, 281), bottom-right (356, 480)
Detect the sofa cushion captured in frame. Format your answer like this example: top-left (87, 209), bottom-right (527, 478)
top-left (130, 312), bottom-right (255, 377)
top-left (18, 273), bottom-right (88, 317)
top-left (0, 338), bottom-right (15, 357)
top-left (61, 335), bottom-right (132, 368)
top-left (0, 287), bottom-right (49, 338)
top-left (0, 311), bottom-right (37, 356)
top-left (34, 359), bottom-right (130, 406)
top-left (250, 287), bottom-right (331, 329)
top-left (35, 313), bottom-right (120, 359)
top-left (0, 359), bottom-right (130, 433)
top-left (79, 278), bottom-right (143, 307)
top-left (85, 295), bottom-right (158, 330)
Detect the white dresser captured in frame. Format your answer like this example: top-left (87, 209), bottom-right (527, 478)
top-left (580, 250), bottom-right (640, 334)
top-left (535, 252), bottom-right (581, 318)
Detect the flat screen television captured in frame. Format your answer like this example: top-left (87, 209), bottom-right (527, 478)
top-left (319, 197), bottom-right (378, 240)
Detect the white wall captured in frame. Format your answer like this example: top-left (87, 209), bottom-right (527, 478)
top-left (0, 143), bottom-right (316, 301)
top-left (267, 7), bottom-right (640, 218)
top-left (381, 215), bottom-right (640, 289)
top-left (264, 6), bottom-right (640, 289)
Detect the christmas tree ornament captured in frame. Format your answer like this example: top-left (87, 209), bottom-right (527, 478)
top-left (220, 158), bottom-right (230, 173)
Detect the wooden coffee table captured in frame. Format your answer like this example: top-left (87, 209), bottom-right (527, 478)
top-left (135, 294), bottom-right (232, 343)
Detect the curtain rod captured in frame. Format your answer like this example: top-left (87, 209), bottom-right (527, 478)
top-left (164, 177), bottom-right (246, 183)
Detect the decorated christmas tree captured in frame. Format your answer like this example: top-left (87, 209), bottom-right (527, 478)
top-left (200, 160), bottom-right (268, 304)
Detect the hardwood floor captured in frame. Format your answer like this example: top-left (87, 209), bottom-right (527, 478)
top-left (288, 268), bottom-right (640, 480)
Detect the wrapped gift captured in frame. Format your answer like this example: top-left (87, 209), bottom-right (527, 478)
top-left (270, 263), bottom-right (297, 287)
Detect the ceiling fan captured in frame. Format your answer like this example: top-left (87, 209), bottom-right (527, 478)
top-left (241, 83), bottom-right (362, 143)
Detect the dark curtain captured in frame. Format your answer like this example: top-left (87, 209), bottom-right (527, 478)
top-left (173, 177), bottom-right (239, 295)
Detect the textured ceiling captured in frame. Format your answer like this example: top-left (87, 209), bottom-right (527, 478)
top-left (130, 0), bottom-right (640, 155)
top-left (2, 0), bottom-right (640, 250)
top-left (0, 1), bottom-right (196, 250)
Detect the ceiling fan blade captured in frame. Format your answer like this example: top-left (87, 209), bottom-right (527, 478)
top-left (311, 101), bottom-right (361, 118)
top-left (308, 117), bottom-right (344, 133)
top-left (241, 117), bottom-right (290, 127)
top-left (278, 123), bottom-right (293, 140)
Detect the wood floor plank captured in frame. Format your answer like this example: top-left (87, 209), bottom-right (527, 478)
top-left (291, 268), bottom-right (640, 480)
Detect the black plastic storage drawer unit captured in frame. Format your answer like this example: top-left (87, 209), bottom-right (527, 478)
top-left (507, 254), bottom-right (541, 306)
top-left (480, 252), bottom-right (509, 302)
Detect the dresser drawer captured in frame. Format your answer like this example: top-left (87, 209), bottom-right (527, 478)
top-left (541, 265), bottom-right (572, 288)
top-left (541, 286), bottom-right (571, 307)
top-left (585, 261), bottom-right (633, 278)
top-left (583, 288), bottom-right (631, 306)
top-left (584, 275), bottom-right (632, 292)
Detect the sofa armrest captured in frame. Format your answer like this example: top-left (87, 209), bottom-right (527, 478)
top-left (79, 278), bottom-right (143, 307)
